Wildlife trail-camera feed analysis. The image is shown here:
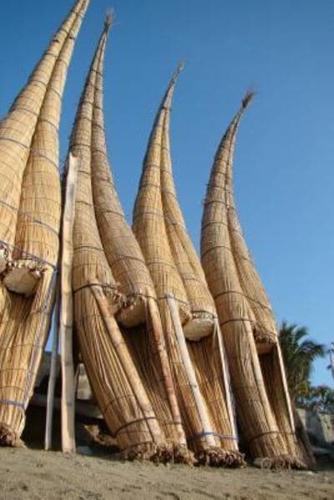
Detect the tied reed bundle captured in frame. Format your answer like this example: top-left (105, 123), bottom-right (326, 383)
top-left (133, 67), bottom-right (243, 467)
top-left (0, 0), bottom-right (89, 446)
top-left (88, 23), bottom-right (189, 459)
top-left (201, 92), bottom-right (307, 468)
top-left (69, 18), bottom-right (180, 462)
top-left (160, 68), bottom-right (242, 466)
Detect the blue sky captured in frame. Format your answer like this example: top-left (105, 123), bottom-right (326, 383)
top-left (0, 0), bottom-right (333, 386)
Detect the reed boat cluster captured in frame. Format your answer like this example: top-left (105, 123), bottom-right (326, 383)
top-left (0, 0), bottom-right (310, 469)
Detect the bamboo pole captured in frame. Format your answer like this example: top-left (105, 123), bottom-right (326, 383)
top-left (166, 294), bottom-right (216, 447)
top-left (60, 153), bottom-right (79, 453)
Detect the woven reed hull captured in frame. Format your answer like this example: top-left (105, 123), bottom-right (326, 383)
top-left (201, 93), bottom-right (305, 468)
top-left (161, 154), bottom-right (216, 342)
top-left (69, 20), bottom-right (170, 459)
top-left (12, 4), bottom-right (88, 275)
top-left (156, 303), bottom-right (242, 466)
top-left (0, 269), bottom-right (55, 445)
top-left (188, 334), bottom-right (238, 454)
top-left (0, 0), bottom-right (88, 252)
top-left (121, 296), bottom-right (188, 451)
top-left (220, 321), bottom-right (288, 459)
top-left (159, 305), bottom-right (207, 449)
top-left (74, 287), bottom-right (166, 455)
top-left (259, 347), bottom-right (302, 460)
top-left (228, 211), bottom-right (277, 344)
top-left (124, 322), bottom-right (185, 446)
top-left (132, 107), bottom-right (190, 326)
top-left (203, 236), bottom-right (303, 467)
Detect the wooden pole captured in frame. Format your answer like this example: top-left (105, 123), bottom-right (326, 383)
top-left (60, 153), bottom-right (79, 453)
top-left (166, 294), bottom-right (216, 447)
top-left (45, 289), bottom-right (60, 451)
top-left (276, 343), bottom-right (295, 432)
top-left (214, 319), bottom-right (238, 439)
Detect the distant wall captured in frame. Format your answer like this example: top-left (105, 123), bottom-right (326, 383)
top-left (298, 408), bottom-right (334, 446)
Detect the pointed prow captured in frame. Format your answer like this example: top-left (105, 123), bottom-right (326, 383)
top-left (161, 61), bottom-right (185, 110)
top-left (241, 90), bottom-right (255, 111)
top-left (104, 8), bottom-right (114, 32)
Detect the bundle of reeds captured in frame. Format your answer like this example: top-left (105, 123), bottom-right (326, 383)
top-left (69, 19), bottom-right (174, 461)
top-left (87, 20), bottom-right (190, 461)
top-left (201, 93), bottom-right (305, 468)
top-left (0, 0), bottom-right (89, 446)
top-left (133, 68), bottom-right (243, 466)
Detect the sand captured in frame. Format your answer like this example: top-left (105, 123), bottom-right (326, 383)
top-left (0, 448), bottom-right (333, 500)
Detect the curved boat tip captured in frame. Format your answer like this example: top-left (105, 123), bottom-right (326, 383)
top-left (161, 61), bottom-right (185, 111)
top-left (104, 8), bottom-right (114, 32)
top-left (170, 61), bottom-right (185, 86)
top-left (241, 89), bottom-right (255, 110)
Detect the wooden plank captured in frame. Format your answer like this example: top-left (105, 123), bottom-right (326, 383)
top-left (45, 289), bottom-right (60, 450)
top-left (59, 153), bottom-right (79, 453)
top-left (276, 343), bottom-right (295, 432)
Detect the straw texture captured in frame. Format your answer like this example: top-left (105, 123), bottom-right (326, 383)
top-left (88, 26), bottom-right (188, 455)
top-left (0, 0), bottom-right (89, 446)
top-left (159, 69), bottom-right (240, 462)
top-left (159, 68), bottom-right (217, 341)
top-left (201, 93), bottom-right (305, 468)
top-left (0, 0), bottom-right (88, 260)
top-left (133, 69), bottom-right (242, 466)
top-left (70, 21), bottom-right (175, 461)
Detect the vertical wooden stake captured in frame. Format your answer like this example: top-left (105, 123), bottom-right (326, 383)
top-left (166, 294), bottom-right (216, 447)
top-left (60, 153), bottom-right (79, 453)
top-left (276, 343), bottom-right (295, 432)
top-left (45, 290), bottom-right (60, 451)
top-left (214, 319), bottom-right (238, 440)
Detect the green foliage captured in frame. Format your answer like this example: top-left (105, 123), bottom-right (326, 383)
top-left (298, 385), bottom-right (334, 413)
top-left (279, 321), bottom-right (326, 401)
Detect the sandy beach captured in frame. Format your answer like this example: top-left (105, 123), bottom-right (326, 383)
top-left (0, 447), bottom-right (333, 500)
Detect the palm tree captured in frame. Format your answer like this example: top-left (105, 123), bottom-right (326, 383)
top-left (279, 321), bottom-right (326, 402)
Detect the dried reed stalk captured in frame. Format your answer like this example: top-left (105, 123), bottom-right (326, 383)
top-left (0, 0), bottom-right (89, 446)
top-left (70, 20), bottom-right (171, 461)
top-left (201, 93), bottom-right (306, 468)
top-left (133, 69), bottom-right (243, 466)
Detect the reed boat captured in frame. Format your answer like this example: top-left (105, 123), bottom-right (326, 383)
top-left (69, 18), bottom-right (180, 462)
top-left (133, 67), bottom-right (243, 466)
top-left (0, 0), bottom-right (89, 446)
top-left (201, 93), bottom-right (306, 468)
